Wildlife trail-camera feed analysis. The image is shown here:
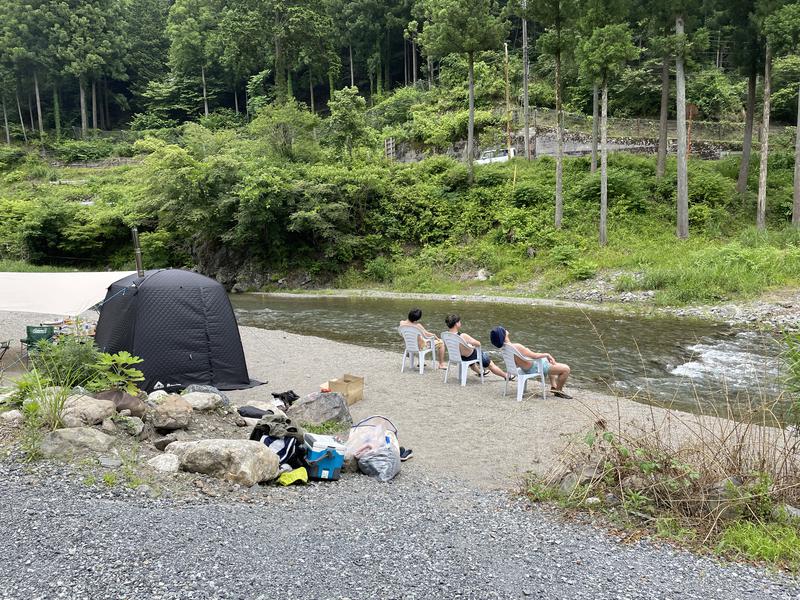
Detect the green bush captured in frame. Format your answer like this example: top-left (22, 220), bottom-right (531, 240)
top-left (198, 108), bottom-right (245, 131)
top-left (363, 256), bottom-right (395, 283)
top-left (512, 181), bottom-right (553, 207)
top-left (0, 146), bottom-right (27, 171)
top-left (129, 112), bottom-right (179, 131)
top-left (30, 336), bottom-right (100, 388)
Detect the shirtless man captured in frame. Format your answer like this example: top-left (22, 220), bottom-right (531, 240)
top-left (445, 314), bottom-right (509, 379)
top-left (489, 326), bottom-right (572, 399)
top-left (399, 308), bottom-right (446, 369)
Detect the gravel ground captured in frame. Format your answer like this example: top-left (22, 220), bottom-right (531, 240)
top-left (1, 459), bottom-right (797, 600)
top-left (2, 312), bottom-right (799, 598)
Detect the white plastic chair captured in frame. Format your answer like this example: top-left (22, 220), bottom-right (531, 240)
top-left (398, 326), bottom-right (436, 374)
top-left (441, 331), bottom-right (484, 386)
top-left (500, 343), bottom-right (547, 401)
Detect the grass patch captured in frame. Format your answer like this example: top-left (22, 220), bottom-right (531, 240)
top-left (718, 521), bottom-right (800, 570)
top-left (302, 420), bottom-right (348, 436)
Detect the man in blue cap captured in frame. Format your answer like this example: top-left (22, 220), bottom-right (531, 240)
top-left (490, 326), bottom-right (573, 399)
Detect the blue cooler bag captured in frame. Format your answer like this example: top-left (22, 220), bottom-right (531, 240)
top-left (303, 433), bottom-right (346, 481)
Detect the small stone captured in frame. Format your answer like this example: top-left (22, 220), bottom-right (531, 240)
top-left (119, 409), bottom-right (132, 417)
top-left (0, 409), bottom-right (24, 427)
top-left (147, 453), bottom-right (180, 473)
top-left (585, 496), bottom-right (601, 506)
top-left (99, 456), bottom-right (122, 468)
top-left (101, 418), bottom-right (116, 433)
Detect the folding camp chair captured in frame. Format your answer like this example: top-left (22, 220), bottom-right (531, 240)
top-left (20, 326), bottom-right (55, 363)
top-left (0, 340), bottom-right (10, 364)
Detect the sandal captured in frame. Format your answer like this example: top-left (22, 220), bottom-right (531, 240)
top-left (508, 375), bottom-right (517, 382)
top-left (551, 388), bottom-right (573, 399)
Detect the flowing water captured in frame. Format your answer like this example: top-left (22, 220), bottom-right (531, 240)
top-left (231, 294), bottom-right (785, 416)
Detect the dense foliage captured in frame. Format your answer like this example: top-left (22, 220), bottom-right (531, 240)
top-left (0, 0), bottom-right (798, 136)
top-left (0, 119), bottom-right (797, 304)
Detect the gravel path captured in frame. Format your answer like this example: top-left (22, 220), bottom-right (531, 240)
top-left (1, 460), bottom-right (797, 600)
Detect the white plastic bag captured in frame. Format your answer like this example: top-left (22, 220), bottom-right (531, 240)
top-left (345, 416), bottom-right (401, 482)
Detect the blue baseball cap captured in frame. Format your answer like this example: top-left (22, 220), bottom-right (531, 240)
top-left (490, 326), bottom-right (506, 348)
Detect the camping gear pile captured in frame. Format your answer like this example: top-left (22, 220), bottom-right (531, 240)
top-left (241, 393), bottom-right (401, 484)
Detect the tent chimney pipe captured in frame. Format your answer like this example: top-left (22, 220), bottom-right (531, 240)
top-left (131, 227), bottom-right (144, 277)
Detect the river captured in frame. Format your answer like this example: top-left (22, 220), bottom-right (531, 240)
top-left (231, 293), bottom-right (785, 416)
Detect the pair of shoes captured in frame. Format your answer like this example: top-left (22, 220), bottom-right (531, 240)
top-left (508, 375), bottom-right (517, 382)
top-left (550, 388), bottom-right (573, 399)
top-left (399, 447), bottom-right (413, 461)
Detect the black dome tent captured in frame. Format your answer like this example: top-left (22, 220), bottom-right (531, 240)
top-left (94, 269), bottom-right (258, 393)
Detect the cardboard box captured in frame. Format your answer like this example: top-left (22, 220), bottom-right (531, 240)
top-left (321, 373), bottom-right (364, 405)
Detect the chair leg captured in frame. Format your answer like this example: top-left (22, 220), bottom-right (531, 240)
top-left (460, 363), bottom-right (468, 386)
top-left (443, 363), bottom-right (449, 383)
top-left (503, 375), bottom-right (508, 397)
top-left (418, 352), bottom-right (425, 374)
top-left (540, 372), bottom-right (547, 399)
top-left (401, 351), bottom-right (407, 373)
top-left (517, 377), bottom-right (525, 402)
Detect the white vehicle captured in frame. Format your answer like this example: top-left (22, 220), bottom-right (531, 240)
top-left (475, 147), bottom-right (515, 165)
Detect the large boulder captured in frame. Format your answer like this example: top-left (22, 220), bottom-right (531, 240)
top-left (182, 392), bottom-right (223, 411)
top-left (41, 427), bottom-right (115, 458)
top-left (61, 395), bottom-right (116, 428)
top-left (286, 392), bottom-right (352, 427)
top-left (146, 394), bottom-right (192, 430)
top-left (184, 384), bottom-right (230, 406)
top-left (164, 440), bottom-right (197, 460)
top-left (179, 439), bottom-right (279, 486)
top-left (94, 390), bottom-right (147, 418)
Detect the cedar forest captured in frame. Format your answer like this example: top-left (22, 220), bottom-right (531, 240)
top-left (1, 0), bottom-right (799, 304)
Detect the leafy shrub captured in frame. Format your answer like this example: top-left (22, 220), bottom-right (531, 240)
top-left (199, 108), bottom-right (245, 131)
top-left (129, 112), bottom-right (179, 131)
top-left (570, 168), bottom-right (646, 213)
top-left (30, 336), bottom-right (100, 389)
top-left (88, 351), bottom-right (145, 395)
top-left (512, 181), bottom-right (553, 207)
top-left (0, 146), bottom-right (27, 171)
top-left (688, 167), bottom-right (735, 207)
top-left (48, 139), bottom-right (122, 162)
top-left (363, 256), bottom-right (394, 283)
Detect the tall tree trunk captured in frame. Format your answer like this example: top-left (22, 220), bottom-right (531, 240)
top-left (33, 71), bottom-right (43, 138)
top-left (600, 80), bottom-right (608, 246)
top-left (234, 86), bottom-right (239, 114)
top-left (737, 70), bottom-right (757, 194)
top-left (16, 91), bottom-right (27, 143)
top-left (555, 50), bottom-right (564, 228)
top-left (384, 29), bottom-right (391, 92)
top-left (27, 93), bottom-right (34, 132)
top-left (349, 44), bottom-right (355, 87)
top-left (309, 75), bottom-right (315, 113)
top-left (2, 98), bottom-right (9, 144)
top-left (287, 69), bottom-right (293, 99)
top-left (756, 44), bottom-right (771, 231)
top-left (92, 80), bottom-right (98, 130)
top-left (793, 83), bottom-right (800, 227)
top-left (98, 95), bottom-right (105, 130)
top-left (591, 83), bottom-right (598, 173)
top-left (275, 38), bottom-right (286, 102)
top-left (522, 17), bottom-right (530, 160)
top-left (404, 40), bottom-right (408, 86)
top-left (103, 80), bottom-right (111, 129)
top-left (657, 55), bottom-right (669, 178)
top-left (79, 79), bottom-right (88, 135)
top-left (675, 16), bottom-right (689, 240)
top-left (412, 38), bottom-right (417, 84)
top-left (328, 71), bottom-right (334, 100)
top-left (53, 87), bottom-right (61, 139)
top-left (201, 65), bottom-right (209, 116)
top-left (467, 52), bottom-right (475, 183)
top-left (428, 57), bottom-right (433, 90)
